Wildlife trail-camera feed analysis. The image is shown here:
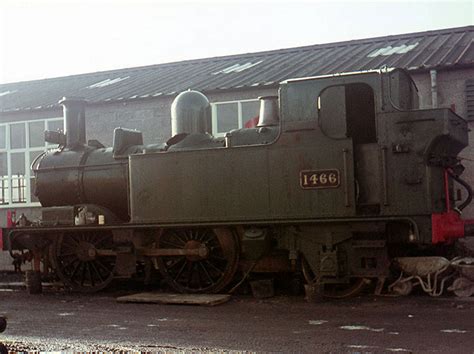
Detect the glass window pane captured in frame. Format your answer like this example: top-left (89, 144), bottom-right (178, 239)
top-left (30, 177), bottom-right (39, 203)
top-left (216, 103), bottom-right (238, 133)
top-left (241, 101), bottom-right (260, 127)
top-left (0, 152), bottom-right (7, 177)
top-left (11, 176), bottom-right (26, 203)
top-left (11, 152), bottom-right (25, 175)
top-left (0, 126), bottom-right (6, 149)
top-left (47, 119), bottom-right (64, 132)
top-left (0, 178), bottom-right (9, 204)
top-left (29, 121), bottom-right (45, 147)
top-left (10, 123), bottom-right (26, 149)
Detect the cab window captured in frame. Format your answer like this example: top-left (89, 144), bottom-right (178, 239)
top-left (318, 83), bottom-right (376, 144)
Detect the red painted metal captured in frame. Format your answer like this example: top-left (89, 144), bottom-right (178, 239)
top-left (6, 210), bottom-right (16, 228)
top-left (1, 210), bottom-right (16, 251)
top-left (432, 211), bottom-right (466, 244)
top-left (432, 168), bottom-right (474, 244)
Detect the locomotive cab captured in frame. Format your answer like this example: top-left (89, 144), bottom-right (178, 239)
top-left (281, 69), bottom-right (468, 226)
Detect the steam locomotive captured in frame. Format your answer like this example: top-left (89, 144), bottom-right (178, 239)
top-left (3, 68), bottom-right (474, 297)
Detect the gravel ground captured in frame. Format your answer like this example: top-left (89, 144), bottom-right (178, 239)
top-left (0, 275), bottom-right (473, 353)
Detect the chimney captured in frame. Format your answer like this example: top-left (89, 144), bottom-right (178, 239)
top-left (59, 97), bottom-right (86, 148)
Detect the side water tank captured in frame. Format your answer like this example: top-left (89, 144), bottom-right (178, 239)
top-left (171, 90), bottom-right (211, 136)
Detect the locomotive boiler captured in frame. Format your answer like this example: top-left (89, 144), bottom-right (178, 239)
top-left (4, 68), bottom-right (474, 297)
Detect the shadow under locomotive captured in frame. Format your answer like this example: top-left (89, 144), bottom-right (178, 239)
top-left (3, 68), bottom-right (474, 298)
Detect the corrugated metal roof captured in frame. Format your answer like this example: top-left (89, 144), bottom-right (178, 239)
top-left (1, 26), bottom-right (473, 113)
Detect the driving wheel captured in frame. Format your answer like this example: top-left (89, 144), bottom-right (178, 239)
top-left (52, 231), bottom-right (116, 292)
top-left (157, 228), bottom-right (239, 293)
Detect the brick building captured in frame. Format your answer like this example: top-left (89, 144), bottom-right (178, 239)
top-left (0, 25), bottom-right (473, 233)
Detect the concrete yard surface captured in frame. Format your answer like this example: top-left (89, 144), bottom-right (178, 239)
top-left (0, 286), bottom-right (473, 353)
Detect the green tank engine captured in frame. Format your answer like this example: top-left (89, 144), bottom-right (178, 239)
top-left (3, 68), bottom-right (474, 297)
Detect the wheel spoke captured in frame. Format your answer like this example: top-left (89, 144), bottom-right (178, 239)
top-left (60, 256), bottom-right (79, 269)
top-left (59, 251), bottom-right (77, 258)
top-left (209, 254), bottom-right (227, 262)
top-left (204, 259), bottom-right (225, 275)
top-left (166, 257), bottom-right (186, 270)
top-left (80, 263), bottom-right (87, 286)
top-left (198, 261), bottom-right (214, 285)
top-left (86, 263), bottom-right (94, 287)
top-left (68, 260), bottom-right (81, 281)
top-left (185, 262), bottom-right (194, 286)
top-left (200, 230), bottom-right (212, 243)
top-left (90, 262), bottom-right (104, 284)
top-left (161, 239), bottom-right (184, 248)
top-left (181, 230), bottom-right (190, 242)
top-left (173, 260), bottom-right (188, 282)
top-left (170, 230), bottom-right (186, 245)
top-left (70, 261), bottom-right (82, 282)
top-left (95, 259), bottom-right (113, 274)
top-left (63, 236), bottom-right (79, 248)
top-left (194, 263), bottom-right (203, 289)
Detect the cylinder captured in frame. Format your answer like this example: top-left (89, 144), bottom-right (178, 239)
top-left (257, 96), bottom-right (279, 127)
top-left (171, 90), bottom-right (211, 136)
top-left (59, 97), bottom-right (86, 148)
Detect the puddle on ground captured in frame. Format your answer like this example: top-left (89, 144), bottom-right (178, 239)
top-left (440, 329), bottom-right (468, 334)
top-left (340, 325), bottom-right (384, 332)
top-left (386, 348), bottom-right (410, 352)
top-left (347, 344), bottom-right (377, 349)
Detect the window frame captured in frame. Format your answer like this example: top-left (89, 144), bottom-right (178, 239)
top-left (211, 99), bottom-right (259, 137)
top-left (0, 117), bottom-right (63, 207)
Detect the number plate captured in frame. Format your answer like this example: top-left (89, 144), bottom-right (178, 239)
top-left (300, 169), bottom-right (340, 189)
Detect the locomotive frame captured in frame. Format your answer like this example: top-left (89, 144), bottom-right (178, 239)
top-left (3, 68), bottom-right (474, 297)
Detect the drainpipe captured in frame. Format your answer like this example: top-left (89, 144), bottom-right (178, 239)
top-left (430, 70), bottom-right (438, 108)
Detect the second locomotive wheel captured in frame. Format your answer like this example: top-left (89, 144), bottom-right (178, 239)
top-left (157, 228), bottom-right (239, 293)
top-left (52, 231), bottom-right (116, 292)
